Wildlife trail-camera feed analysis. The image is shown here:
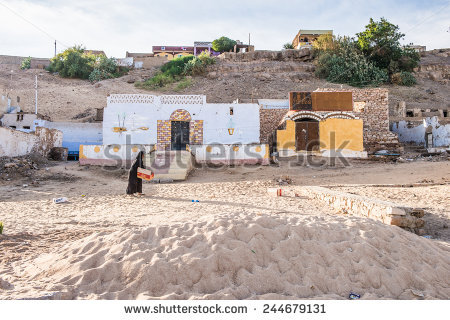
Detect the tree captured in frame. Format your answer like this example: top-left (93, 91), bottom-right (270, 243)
top-left (212, 36), bottom-right (237, 53)
top-left (283, 43), bottom-right (294, 49)
top-left (356, 18), bottom-right (419, 74)
top-left (315, 37), bottom-right (388, 87)
top-left (47, 45), bottom-right (95, 79)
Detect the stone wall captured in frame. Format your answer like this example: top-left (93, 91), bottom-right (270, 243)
top-left (301, 186), bottom-right (425, 234)
top-left (259, 109), bottom-right (287, 143)
top-left (218, 48), bottom-right (312, 62)
top-left (315, 88), bottom-right (402, 153)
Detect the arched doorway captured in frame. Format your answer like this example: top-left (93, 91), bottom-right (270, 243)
top-left (295, 118), bottom-right (319, 151)
top-left (170, 109), bottom-right (191, 150)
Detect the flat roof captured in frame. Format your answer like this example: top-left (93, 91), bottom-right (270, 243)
top-left (297, 30), bottom-right (333, 35)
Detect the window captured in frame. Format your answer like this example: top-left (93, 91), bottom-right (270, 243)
top-left (10, 126), bottom-right (16, 129)
top-left (406, 111), bottom-right (414, 117)
top-left (229, 107), bottom-right (234, 115)
top-left (165, 54), bottom-right (168, 57)
top-left (443, 110), bottom-right (448, 117)
top-left (23, 126), bottom-right (30, 129)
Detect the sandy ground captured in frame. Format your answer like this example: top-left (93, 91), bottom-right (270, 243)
top-left (0, 158), bottom-right (449, 299)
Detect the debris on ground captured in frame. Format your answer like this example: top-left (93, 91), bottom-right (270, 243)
top-left (348, 293), bottom-right (361, 299)
top-left (53, 197), bottom-right (69, 204)
top-left (275, 175), bottom-right (292, 185)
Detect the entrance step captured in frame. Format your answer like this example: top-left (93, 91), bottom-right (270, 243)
top-left (144, 150), bottom-right (194, 181)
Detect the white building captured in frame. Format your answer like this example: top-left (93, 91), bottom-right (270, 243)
top-left (80, 94), bottom-right (269, 166)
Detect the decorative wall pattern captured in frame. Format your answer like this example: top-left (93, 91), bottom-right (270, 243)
top-left (160, 95), bottom-right (205, 105)
top-left (190, 120), bottom-right (204, 145)
top-left (287, 111), bottom-right (358, 122)
top-left (170, 109), bottom-right (192, 121)
top-left (108, 94), bottom-right (155, 104)
top-left (157, 120), bottom-right (171, 150)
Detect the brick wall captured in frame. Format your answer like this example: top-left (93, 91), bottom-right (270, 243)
top-left (259, 109), bottom-right (288, 143)
top-left (314, 88), bottom-right (402, 153)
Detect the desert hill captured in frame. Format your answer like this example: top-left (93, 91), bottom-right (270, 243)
top-left (0, 48), bottom-right (448, 122)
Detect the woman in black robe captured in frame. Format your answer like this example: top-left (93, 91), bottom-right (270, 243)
top-left (126, 151), bottom-right (145, 195)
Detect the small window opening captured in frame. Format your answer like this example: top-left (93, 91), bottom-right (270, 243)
top-left (406, 111), bottom-right (414, 117)
top-left (443, 110), bottom-right (448, 117)
top-left (10, 126), bottom-right (16, 129)
top-left (229, 107), bottom-right (234, 115)
top-left (23, 126), bottom-right (30, 129)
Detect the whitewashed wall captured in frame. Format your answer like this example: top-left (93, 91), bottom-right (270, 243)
top-left (102, 94), bottom-right (260, 145)
top-left (35, 120), bottom-right (102, 152)
top-left (392, 117), bottom-right (450, 147)
top-left (0, 127), bottom-right (37, 157)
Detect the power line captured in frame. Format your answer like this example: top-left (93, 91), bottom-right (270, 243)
top-left (405, 0), bottom-right (450, 33)
top-left (0, 1), bottom-right (70, 49)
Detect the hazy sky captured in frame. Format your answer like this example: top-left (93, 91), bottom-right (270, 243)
top-left (1, 0), bottom-right (449, 58)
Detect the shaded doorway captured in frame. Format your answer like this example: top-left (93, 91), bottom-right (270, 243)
top-left (295, 119), bottom-right (319, 151)
top-left (171, 121), bottom-right (190, 150)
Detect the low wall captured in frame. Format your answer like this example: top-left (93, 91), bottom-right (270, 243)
top-left (79, 144), bottom-right (270, 166)
top-left (192, 144), bottom-right (270, 165)
top-left (301, 186), bottom-right (425, 233)
top-left (218, 48), bottom-right (312, 62)
top-left (79, 144), bottom-right (154, 166)
top-left (0, 127), bottom-right (62, 157)
top-left (134, 56), bottom-right (167, 69)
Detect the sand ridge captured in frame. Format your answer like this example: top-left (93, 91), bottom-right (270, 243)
top-left (6, 212), bottom-right (449, 300)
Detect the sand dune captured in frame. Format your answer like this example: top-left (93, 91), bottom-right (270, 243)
top-left (12, 212), bottom-right (450, 300)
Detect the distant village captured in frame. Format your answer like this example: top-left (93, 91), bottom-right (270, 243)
top-left (0, 29), bottom-right (447, 181)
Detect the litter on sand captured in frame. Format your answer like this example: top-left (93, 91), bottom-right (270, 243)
top-left (267, 188), bottom-right (282, 196)
top-left (349, 293), bottom-right (361, 299)
top-left (53, 197), bottom-right (68, 204)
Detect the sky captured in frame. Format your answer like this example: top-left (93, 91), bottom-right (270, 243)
top-left (0, 0), bottom-right (449, 58)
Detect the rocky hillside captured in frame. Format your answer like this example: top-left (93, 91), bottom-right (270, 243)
top-left (0, 48), bottom-right (448, 122)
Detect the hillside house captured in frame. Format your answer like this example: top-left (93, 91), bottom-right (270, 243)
top-left (292, 30), bottom-right (333, 49)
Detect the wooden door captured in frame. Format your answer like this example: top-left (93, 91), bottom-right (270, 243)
top-left (171, 121), bottom-right (190, 150)
top-left (295, 121), bottom-right (319, 151)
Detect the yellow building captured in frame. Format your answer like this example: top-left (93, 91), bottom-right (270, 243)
top-left (152, 46), bottom-right (194, 60)
top-left (275, 91), bottom-right (367, 158)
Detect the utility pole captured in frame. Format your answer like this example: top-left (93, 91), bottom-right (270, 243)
top-left (54, 40), bottom-right (56, 57)
top-left (248, 33), bottom-right (251, 46)
top-left (35, 74), bottom-right (38, 115)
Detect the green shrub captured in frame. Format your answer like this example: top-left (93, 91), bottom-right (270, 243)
top-left (197, 51), bottom-right (216, 66)
top-left (88, 56), bottom-right (128, 82)
top-left (48, 46), bottom-right (128, 82)
top-left (183, 51), bottom-right (215, 76)
top-left (136, 72), bottom-right (175, 89)
top-left (0, 221), bottom-right (3, 235)
top-left (174, 77), bottom-right (193, 91)
top-left (160, 55), bottom-right (195, 77)
top-left (47, 46), bottom-right (95, 79)
top-left (315, 39), bottom-right (388, 87)
top-left (283, 43), bottom-right (294, 49)
top-left (21, 57), bottom-right (31, 70)
top-left (137, 52), bottom-right (214, 90)
top-left (391, 71), bottom-right (416, 86)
